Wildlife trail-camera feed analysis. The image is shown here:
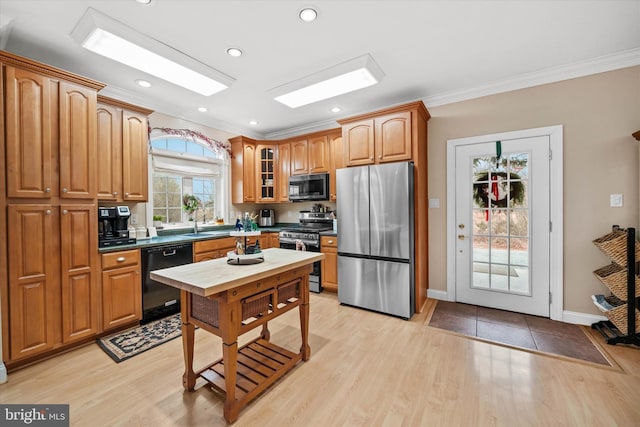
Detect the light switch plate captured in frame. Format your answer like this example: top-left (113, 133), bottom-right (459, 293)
top-left (610, 194), bottom-right (623, 207)
top-left (429, 198), bottom-right (440, 208)
top-left (130, 213), bottom-right (138, 224)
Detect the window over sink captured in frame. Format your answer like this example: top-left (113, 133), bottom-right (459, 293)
top-left (149, 132), bottom-right (230, 229)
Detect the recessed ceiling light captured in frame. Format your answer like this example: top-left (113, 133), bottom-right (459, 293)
top-left (271, 54), bottom-right (384, 108)
top-left (249, 120), bottom-right (259, 125)
top-left (136, 79), bottom-right (151, 87)
top-left (330, 107), bottom-right (341, 113)
top-left (197, 107), bottom-right (208, 112)
top-left (299, 8), bottom-right (318, 22)
top-left (226, 47), bottom-right (243, 57)
top-left (71, 8), bottom-right (234, 96)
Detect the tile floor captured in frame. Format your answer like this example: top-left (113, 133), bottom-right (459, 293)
top-left (429, 301), bottom-right (611, 365)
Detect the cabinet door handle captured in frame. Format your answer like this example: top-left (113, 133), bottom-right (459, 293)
top-left (62, 188), bottom-right (68, 193)
top-left (117, 257), bottom-right (126, 262)
top-left (378, 155), bottom-right (382, 159)
top-left (62, 209), bottom-right (68, 215)
top-left (114, 191), bottom-right (118, 196)
top-left (45, 209), bottom-right (52, 215)
top-left (125, 192), bottom-right (129, 197)
top-left (328, 240), bottom-right (334, 244)
top-left (45, 187), bottom-right (51, 193)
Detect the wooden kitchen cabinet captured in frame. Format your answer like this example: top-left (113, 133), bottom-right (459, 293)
top-left (256, 144), bottom-right (277, 203)
top-left (4, 66), bottom-right (55, 199)
top-left (290, 138), bottom-right (308, 175)
top-left (101, 249), bottom-right (141, 331)
top-left (193, 237), bottom-right (237, 262)
top-left (260, 232), bottom-right (279, 249)
top-left (7, 204), bottom-right (59, 360)
top-left (328, 131), bottom-right (344, 202)
top-left (339, 107), bottom-right (416, 166)
top-left (341, 119), bottom-right (374, 166)
top-left (96, 97), bottom-right (153, 202)
top-left (307, 135), bottom-right (330, 173)
top-left (3, 55), bottom-right (103, 200)
top-left (59, 81), bottom-right (97, 199)
top-left (230, 136), bottom-right (257, 203)
top-left (7, 203), bottom-right (99, 359)
top-left (321, 235), bottom-right (338, 292)
top-left (1, 51), bottom-right (106, 367)
top-left (60, 204), bottom-right (99, 342)
top-left (122, 109), bottom-right (149, 202)
top-left (277, 142), bottom-right (291, 202)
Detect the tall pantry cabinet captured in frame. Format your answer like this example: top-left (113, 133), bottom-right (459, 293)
top-left (0, 51), bottom-right (105, 365)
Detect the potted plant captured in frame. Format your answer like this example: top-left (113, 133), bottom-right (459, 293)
top-left (152, 215), bottom-right (164, 228)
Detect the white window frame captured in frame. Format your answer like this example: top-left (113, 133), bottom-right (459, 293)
top-left (147, 135), bottom-right (231, 230)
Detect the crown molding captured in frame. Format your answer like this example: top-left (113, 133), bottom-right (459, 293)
top-left (423, 47), bottom-right (640, 108)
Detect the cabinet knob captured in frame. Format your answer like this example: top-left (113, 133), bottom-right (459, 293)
top-left (370, 157), bottom-right (374, 160)
top-left (328, 240), bottom-right (334, 244)
top-left (62, 188), bottom-right (68, 193)
top-left (117, 257), bottom-right (126, 262)
top-left (125, 192), bottom-right (129, 197)
top-left (114, 191), bottom-right (118, 196)
top-left (62, 209), bottom-right (68, 215)
top-left (45, 187), bottom-right (51, 193)
top-left (378, 155), bottom-right (382, 159)
top-left (46, 209), bottom-right (52, 215)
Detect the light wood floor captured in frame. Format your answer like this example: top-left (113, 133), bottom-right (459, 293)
top-left (1, 293), bottom-right (640, 426)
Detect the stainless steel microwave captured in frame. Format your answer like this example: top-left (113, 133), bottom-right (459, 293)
top-left (288, 173), bottom-right (329, 202)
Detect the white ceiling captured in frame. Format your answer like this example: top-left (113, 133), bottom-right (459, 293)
top-left (1, 0), bottom-right (639, 139)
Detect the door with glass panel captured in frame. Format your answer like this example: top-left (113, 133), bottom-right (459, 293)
top-left (455, 136), bottom-right (550, 316)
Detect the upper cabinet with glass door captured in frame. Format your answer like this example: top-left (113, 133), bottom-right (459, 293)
top-left (256, 144), bottom-right (277, 203)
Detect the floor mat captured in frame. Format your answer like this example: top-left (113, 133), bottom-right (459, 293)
top-left (97, 314), bottom-right (182, 363)
top-left (428, 301), bottom-right (612, 366)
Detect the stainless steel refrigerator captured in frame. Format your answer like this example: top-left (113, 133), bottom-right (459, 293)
top-left (337, 161), bottom-right (415, 319)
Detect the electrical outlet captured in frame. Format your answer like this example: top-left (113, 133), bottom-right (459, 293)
top-left (130, 213), bottom-right (138, 225)
top-left (429, 198), bottom-right (440, 208)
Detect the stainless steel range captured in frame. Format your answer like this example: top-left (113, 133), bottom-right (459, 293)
top-left (279, 211), bottom-right (333, 292)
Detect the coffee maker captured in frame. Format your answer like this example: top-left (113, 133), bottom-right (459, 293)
top-left (98, 206), bottom-right (136, 247)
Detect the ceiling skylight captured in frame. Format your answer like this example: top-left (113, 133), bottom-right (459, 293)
top-left (71, 8), bottom-right (234, 96)
top-left (271, 54), bottom-right (384, 108)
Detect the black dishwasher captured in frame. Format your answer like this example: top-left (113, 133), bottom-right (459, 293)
top-left (141, 242), bottom-right (193, 324)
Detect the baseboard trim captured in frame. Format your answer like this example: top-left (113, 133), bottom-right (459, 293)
top-left (562, 310), bottom-right (607, 326)
top-left (427, 289), bottom-right (449, 301)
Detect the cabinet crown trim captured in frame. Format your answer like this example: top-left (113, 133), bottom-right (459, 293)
top-left (1, 50), bottom-right (106, 91)
top-left (337, 101), bottom-right (430, 125)
top-left (97, 95), bottom-right (154, 115)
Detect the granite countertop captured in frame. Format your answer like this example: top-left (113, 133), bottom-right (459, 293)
top-left (150, 248), bottom-right (324, 296)
top-left (98, 224), bottom-right (292, 253)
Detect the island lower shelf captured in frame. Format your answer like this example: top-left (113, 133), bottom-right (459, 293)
top-left (198, 338), bottom-right (300, 404)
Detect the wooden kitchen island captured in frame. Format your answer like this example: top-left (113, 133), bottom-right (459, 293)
top-left (150, 248), bottom-right (324, 423)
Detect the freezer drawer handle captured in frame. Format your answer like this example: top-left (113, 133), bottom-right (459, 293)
top-left (163, 249), bottom-right (177, 256)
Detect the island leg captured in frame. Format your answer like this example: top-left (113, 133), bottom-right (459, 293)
top-left (223, 341), bottom-right (240, 423)
top-left (299, 277), bottom-right (311, 361)
top-left (182, 321), bottom-right (197, 391)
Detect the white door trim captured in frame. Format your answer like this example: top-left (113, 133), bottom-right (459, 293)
top-left (446, 125), bottom-right (564, 321)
